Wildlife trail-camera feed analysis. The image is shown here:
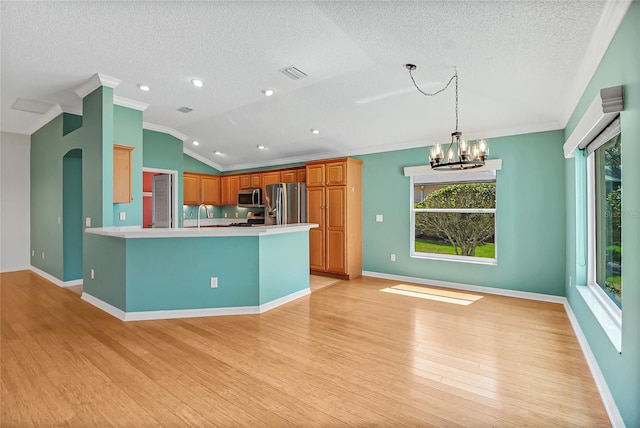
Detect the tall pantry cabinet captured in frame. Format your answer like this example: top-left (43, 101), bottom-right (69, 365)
top-left (306, 157), bottom-right (362, 279)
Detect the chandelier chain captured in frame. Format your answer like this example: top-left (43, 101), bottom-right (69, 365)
top-left (407, 66), bottom-right (459, 131)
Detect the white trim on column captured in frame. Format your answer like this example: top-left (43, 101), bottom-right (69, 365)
top-left (74, 73), bottom-right (121, 98)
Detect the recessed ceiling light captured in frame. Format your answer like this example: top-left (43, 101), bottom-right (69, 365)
top-left (257, 145), bottom-right (265, 150)
top-left (262, 89), bottom-right (274, 96)
top-left (214, 151), bottom-right (222, 155)
top-left (192, 141), bottom-right (199, 146)
top-left (191, 79), bottom-right (204, 88)
top-left (137, 84), bottom-right (150, 91)
top-left (311, 129), bottom-right (320, 135)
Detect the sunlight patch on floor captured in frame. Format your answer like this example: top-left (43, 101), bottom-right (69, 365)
top-left (380, 284), bottom-right (483, 306)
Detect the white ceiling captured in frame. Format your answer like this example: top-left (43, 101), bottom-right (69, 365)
top-left (0, 1), bottom-right (628, 171)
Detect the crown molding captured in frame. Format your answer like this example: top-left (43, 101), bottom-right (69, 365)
top-left (28, 104), bottom-right (64, 135)
top-left (113, 96), bottom-right (149, 111)
top-left (142, 122), bottom-right (188, 141)
top-left (183, 148), bottom-right (224, 172)
top-left (560, 0), bottom-right (632, 127)
top-left (74, 73), bottom-right (121, 99)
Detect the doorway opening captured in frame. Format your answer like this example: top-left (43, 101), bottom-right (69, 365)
top-left (142, 167), bottom-right (178, 228)
top-left (63, 149), bottom-right (83, 281)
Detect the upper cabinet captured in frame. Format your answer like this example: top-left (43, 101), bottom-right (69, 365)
top-left (220, 175), bottom-right (240, 206)
top-left (281, 169), bottom-right (297, 183)
top-left (113, 144), bottom-right (134, 203)
top-left (184, 173), bottom-right (220, 205)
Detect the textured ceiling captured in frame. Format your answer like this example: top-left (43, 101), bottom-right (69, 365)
top-left (0, 1), bottom-right (621, 170)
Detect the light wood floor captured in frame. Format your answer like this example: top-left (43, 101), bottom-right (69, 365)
top-left (1, 270), bottom-right (609, 427)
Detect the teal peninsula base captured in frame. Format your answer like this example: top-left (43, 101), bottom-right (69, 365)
top-left (83, 224), bottom-right (316, 320)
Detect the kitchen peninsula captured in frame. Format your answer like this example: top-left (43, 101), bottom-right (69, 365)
top-left (82, 223), bottom-right (317, 321)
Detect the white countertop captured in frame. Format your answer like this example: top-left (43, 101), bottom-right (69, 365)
top-left (85, 223), bottom-right (318, 238)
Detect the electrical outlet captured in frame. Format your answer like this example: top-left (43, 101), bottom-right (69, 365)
top-left (32, 250), bottom-right (35, 257)
top-left (57, 216), bottom-right (61, 225)
top-left (224, 213), bottom-right (228, 218)
top-left (210, 277), bottom-right (218, 288)
top-left (85, 217), bottom-right (91, 227)
top-left (41, 252), bottom-right (45, 260)
top-left (390, 253), bottom-right (396, 262)
top-left (376, 214), bottom-right (383, 222)
top-left (91, 269), bottom-right (95, 279)
top-left (119, 212), bottom-right (126, 221)
top-left (235, 212), bottom-right (238, 218)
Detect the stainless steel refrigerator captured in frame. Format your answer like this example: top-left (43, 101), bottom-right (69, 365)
top-left (264, 182), bottom-right (306, 225)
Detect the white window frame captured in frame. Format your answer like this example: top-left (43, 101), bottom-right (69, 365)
top-left (405, 160), bottom-right (502, 265)
top-left (584, 135), bottom-right (622, 352)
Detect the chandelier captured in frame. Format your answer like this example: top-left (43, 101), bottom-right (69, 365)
top-left (405, 64), bottom-right (488, 169)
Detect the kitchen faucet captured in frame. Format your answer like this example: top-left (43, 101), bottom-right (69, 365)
top-left (197, 204), bottom-right (207, 229)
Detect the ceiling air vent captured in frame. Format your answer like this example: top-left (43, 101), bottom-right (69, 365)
top-left (177, 106), bottom-right (193, 113)
top-left (279, 65), bottom-right (307, 80)
top-left (11, 98), bottom-right (54, 114)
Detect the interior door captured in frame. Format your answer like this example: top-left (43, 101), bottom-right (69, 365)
top-left (152, 174), bottom-right (172, 228)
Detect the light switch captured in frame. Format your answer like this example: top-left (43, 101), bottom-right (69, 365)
top-left (119, 212), bottom-right (126, 221)
top-left (85, 217), bottom-right (91, 227)
top-left (376, 214), bottom-right (383, 222)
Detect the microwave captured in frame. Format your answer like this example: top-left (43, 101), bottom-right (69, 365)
top-left (237, 188), bottom-right (262, 208)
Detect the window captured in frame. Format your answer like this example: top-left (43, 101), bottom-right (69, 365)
top-left (411, 170), bottom-right (497, 264)
top-left (587, 123), bottom-right (622, 310)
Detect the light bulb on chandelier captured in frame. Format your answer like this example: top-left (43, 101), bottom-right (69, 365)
top-left (405, 64), bottom-right (488, 169)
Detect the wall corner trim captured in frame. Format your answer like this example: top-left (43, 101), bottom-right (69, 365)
top-left (563, 300), bottom-right (625, 428)
top-left (563, 86), bottom-right (623, 158)
top-left (113, 96), bottom-right (149, 111)
top-left (74, 73), bottom-right (121, 98)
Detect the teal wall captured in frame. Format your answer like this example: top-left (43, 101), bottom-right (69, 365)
top-left (354, 130), bottom-right (566, 295)
top-left (83, 233), bottom-right (126, 310)
top-left (112, 105), bottom-right (143, 226)
top-left (183, 153), bottom-right (221, 174)
top-left (258, 232), bottom-right (309, 304)
top-left (62, 151), bottom-right (83, 281)
top-left (31, 88), bottom-right (110, 281)
top-left (563, 3), bottom-right (640, 425)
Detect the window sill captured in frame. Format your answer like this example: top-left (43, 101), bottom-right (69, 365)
top-left (576, 284), bottom-right (621, 353)
top-left (410, 252), bottom-right (497, 266)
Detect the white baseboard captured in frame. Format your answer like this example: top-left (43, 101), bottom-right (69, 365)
top-left (30, 266), bottom-right (83, 288)
top-left (0, 265), bottom-right (31, 273)
top-left (563, 301), bottom-right (625, 428)
top-left (362, 271), bottom-right (566, 303)
top-left (363, 270), bottom-right (623, 428)
top-left (81, 287), bottom-right (311, 322)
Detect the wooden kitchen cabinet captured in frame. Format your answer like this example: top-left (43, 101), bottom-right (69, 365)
top-left (297, 168), bottom-right (306, 183)
top-left (220, 175), bottom-right (240, 206)
top-left (260, 170), bottom-right (281, 197)
top-left (183, 173), bottom-right (200, 205)
top-left (305, 157), bottom-right (362, 279)
top-left (239, 174), bottom-right (251, 189)
top-left (184, 173), bottom-right (221, 205)
top-left (280, 169), bottom-right (297, 183)
top-left (201, 174), bottom-right (220, 205)
top-left (113, 144), bottom-right (134, 203)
